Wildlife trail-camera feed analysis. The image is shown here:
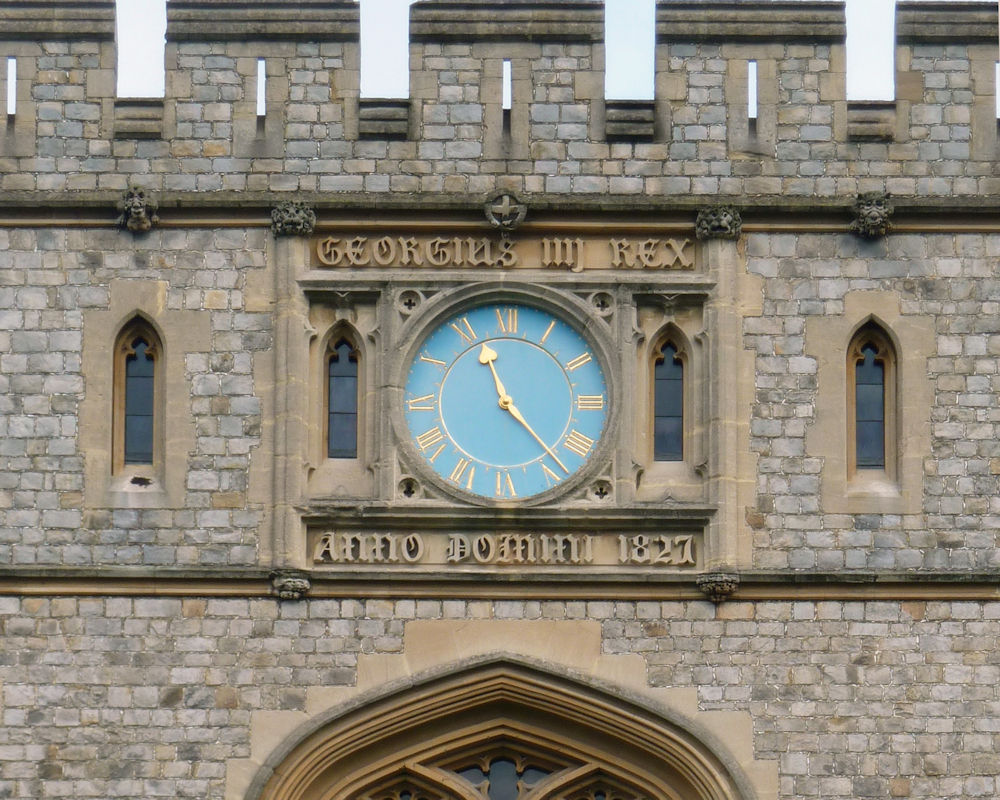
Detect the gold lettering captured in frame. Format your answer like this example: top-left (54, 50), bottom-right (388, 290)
top-left (416, 426), bottom-right (444, 451)
top-left (495, 307), bottom-right (517, 334)
top-left (449, 458), bottom-right (476, 489)
top-left (495, 470), bottom-right (516, 497)
top-left (450, 317), bottom-right (477, 344)
top-left (563, 429), bottom-right (595, 458)
top-left (565, 352), bottom-right (592, 372)
top-left (407, 393), bottom-right (436, 412)
top-left (539, 320), bottom-right (556, 344)
top-left (576, 394), bottom-right (605, 410)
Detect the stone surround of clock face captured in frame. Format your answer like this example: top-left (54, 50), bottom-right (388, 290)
top-left (2, 3), bottom-right (1000, 800)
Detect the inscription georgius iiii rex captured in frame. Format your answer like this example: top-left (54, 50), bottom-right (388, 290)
top-left (313, 235), bottom-right (695, 272)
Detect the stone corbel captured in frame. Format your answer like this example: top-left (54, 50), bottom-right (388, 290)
top-left (116, 186), bottom-right (159, 233)
top-left (850, 191), bottom-right (892, 238)
top-left (271, 200), bottom-right (317, 237)
top-left (696, 571), bottom-right (740, 602)
top-left (695, 206), bottom-right (742, 240)
top-left (270, 570), bottom-right (311, 600)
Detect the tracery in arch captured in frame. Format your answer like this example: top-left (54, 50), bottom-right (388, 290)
top-left (255, 662), bottom-right (750, 800)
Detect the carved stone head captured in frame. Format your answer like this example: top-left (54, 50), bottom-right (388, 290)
top-left (116, 187), bottom-right (159, 233)
top-left (850, 192), bottom-right (893, 239)
top-left (695, 205), bottom-right (742, 240)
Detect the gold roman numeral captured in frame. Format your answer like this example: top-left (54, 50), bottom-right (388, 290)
top-left (419, 352), bottom-right (446, 366)
top-left (565, 352), bottom-right (592, 372)
top-left (539, 320), bottom-right (556, 344)
top-left (450, 317), bottom-right (477, 344)
top-left (540, 462), bottom-right (562, 485)
top-left (576, 394), bottom-right (604, 410)
top-left (495, 470), bottom-right (516, 497)
top-left (449, 458), bottom-right (476, 490)
top-left (407, 393), bottom-right (436, 412)
top-left (495, 307), bottom-right (518, 334)
top-left (563, 429), bottom-right (595, 458)
top-left (427, 443), bottom-right (446, 463)
top-left (415, 426), bottom-right (444, 451)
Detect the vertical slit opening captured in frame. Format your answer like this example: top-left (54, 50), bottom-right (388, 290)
top-left (256, 58), bottom-right (267, 136)
top-left (747, 60), bottom-right (758, 137)
top-left (502, 59), bottom-right (512, 135)
top-left (5, 57), bottom-right (16, 121)
top-left (995, 62), bottom-right (999, 133)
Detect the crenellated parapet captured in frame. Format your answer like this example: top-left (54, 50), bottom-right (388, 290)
top-left (0, 0), bottom-right (998, 204)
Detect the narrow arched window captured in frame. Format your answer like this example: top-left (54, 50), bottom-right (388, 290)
top-left (114, 319), bottom-right (162, 472)
top-left (848, 323), bottom-right (895, 476)
top-left (653, 341), bottom-right (683, 461)
top-left (854, 343), bottom-right (884, 468)
top-left (327, 338), bottom-right (359, 459)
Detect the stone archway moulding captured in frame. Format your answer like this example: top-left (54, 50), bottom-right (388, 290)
top-left (228, 620), bottom-right (777, 800)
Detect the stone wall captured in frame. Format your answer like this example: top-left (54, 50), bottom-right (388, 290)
top-left (0, 1), bottom-right (998, 202)
top-left (2, 597), bottom-right (998, 799)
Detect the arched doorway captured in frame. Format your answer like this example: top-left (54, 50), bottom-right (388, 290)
top-left (250, 660), bottom-right (754, 800)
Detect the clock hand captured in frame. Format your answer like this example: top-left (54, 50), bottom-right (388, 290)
top-left (478, 343), bottom-right (507, 400)
top-left (478, 344), bottom-right (569, 474)
top-left (502, 398), bottom-right (570, 474)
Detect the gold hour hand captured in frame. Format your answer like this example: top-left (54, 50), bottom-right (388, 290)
top-left (478, 343), bottom-right (507, 400)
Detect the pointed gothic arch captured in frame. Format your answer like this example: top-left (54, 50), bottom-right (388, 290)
top-left (248, 660), bottom-right (755, 800)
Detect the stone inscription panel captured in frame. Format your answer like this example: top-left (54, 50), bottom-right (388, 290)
top-left (312, 234), bottom-right (696, 272)
top-left (309, 529), bottom-right (700, 570)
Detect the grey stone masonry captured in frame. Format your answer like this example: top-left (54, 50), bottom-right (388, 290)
top-left (0, 0), bottom-right (999, 201)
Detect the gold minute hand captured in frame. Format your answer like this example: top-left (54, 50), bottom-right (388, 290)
top-left (503, 399), bottom-right (570, 474)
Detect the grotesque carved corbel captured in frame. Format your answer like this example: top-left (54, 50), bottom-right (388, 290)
top-left (695, 205), bottom-right (742, 240)
top-left (850, 191), bottom-right (892, 239)
top-left (116, 186), bottom-right (159, 233)
top-left (696, 571), bottom-right (740, 602)
top-left (270, 570), bottom-right (311, 600)
top-left (271, 200), bottom-right (317, 237)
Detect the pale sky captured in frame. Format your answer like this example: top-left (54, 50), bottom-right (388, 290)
top-left (116, 0), bottom-right (935, 102)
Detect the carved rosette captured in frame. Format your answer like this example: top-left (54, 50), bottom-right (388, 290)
top-left (696, 571), bottom-right (740, 602)
top-left (694, 205), bottom-right (742, 240)
top-left (271, 200), bottom-right (317, 237)
top-left (483, 190), bottom-right (528, 233)
top-left (271, 570), bottom-right (311, 600)
top-left (116, 186), bottom-right (159, 233)
top-left (850, 191), bottom-right (893, 239)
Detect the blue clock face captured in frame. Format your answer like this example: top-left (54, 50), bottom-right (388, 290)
top-left (404, 302), bottom-right (609, 500)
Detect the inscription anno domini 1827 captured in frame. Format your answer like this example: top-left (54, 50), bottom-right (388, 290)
top-left (313, 235), bottom-right (695, 272)
top-left (311, 530), bottom-right (698, 569)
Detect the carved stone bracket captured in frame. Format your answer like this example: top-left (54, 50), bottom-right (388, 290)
top-left (116, 186), bottom-right (159, 233)
top-left (270, 570), bottom-right (311, 600)
top-left (484, 190), bottom-right (528, 233)
top-left (696, 571), bottom-right (740, 602)
top-left (271, 200), bottom-right (317, 237)
top-left (695, 206), bottom-right (742, 240)
top-left (850, 191), bottom-right (893, 238)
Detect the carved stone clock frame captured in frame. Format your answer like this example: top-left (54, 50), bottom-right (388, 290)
top-left (254, 220), bottom-right (759, 580)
